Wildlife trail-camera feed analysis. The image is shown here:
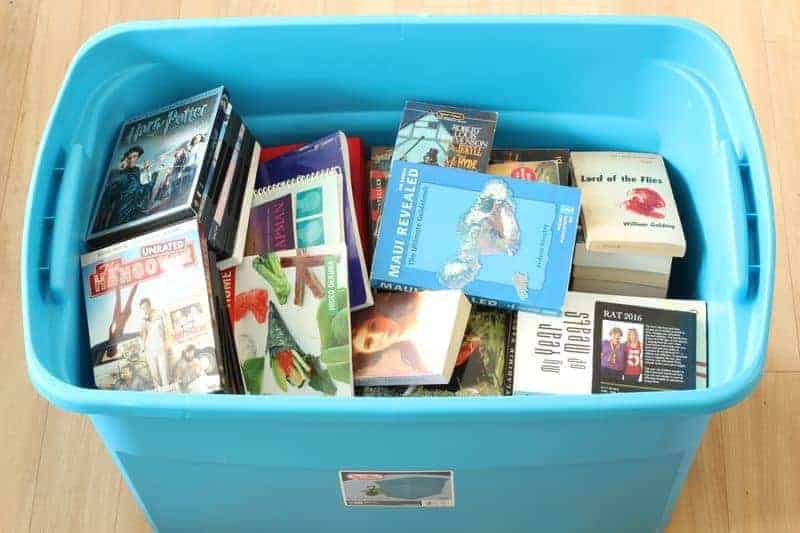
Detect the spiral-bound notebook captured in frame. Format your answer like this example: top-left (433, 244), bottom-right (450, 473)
top-left (244, 169), bottom-right (344, 259)
top-left (256, 131), bottom-right (373, 310)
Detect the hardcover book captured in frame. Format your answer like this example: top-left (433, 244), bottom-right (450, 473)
top-left (357, 307), bottom-right (514, 396)
top-left (351, 290), bottom-right (472, 386)
top-left (244, 169), bottom-right (343, 256)
top-left (87, 87), bottom-right (226, 247)
top-left (372, 162), bottom-right (581, 315)
top-left (368, 146), bottom-right (393, 249)
top-left (392, 101), bottom-right (498, 171)
top-left (81, 220), bottom-right (227, 393)
top-left (489, 149), bottom-right (573, 186)
top-left (571, 151), bottom-right (686, 257)
top-left (512, 291), bottom-right (707, 395)
top-left (231, 245), bottom-right (353, 396)
top-left (255, 132), bottom-right (373, 310)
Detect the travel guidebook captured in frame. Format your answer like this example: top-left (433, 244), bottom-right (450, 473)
top-left (357, 307), bottom-right (514, 397)
top-left (229, 244), bottom-right (353, 396)
top-left (256, 131), bottom-right (373, 310)
top-left (351, 290), bottom-right (472, 386)
top-left (512, 291), bottom-right (707, 395)
top-left (87, 87), bottom-right (226, 247)
top-left (571, 151), bottom-right (686, 257)
top-left (392, 101), bottom-right (498, 171)
top-left (372, 162), bottom-right (582, 314)
top-left (81, 220), bottom-right (227, 393)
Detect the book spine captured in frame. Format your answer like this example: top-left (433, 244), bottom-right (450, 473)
top-left (503, 312), bottom-right (518, 395)
top-left (368, 169), bottom-right (387, 247)
top-left (373, 280), bottom-right (423, 293)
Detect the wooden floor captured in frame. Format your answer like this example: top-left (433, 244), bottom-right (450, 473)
top-left (1, 1), bottom-right (799, 531)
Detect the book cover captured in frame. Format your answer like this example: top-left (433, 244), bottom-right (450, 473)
top-left (392, 101), bottom-right (498, 171)
top-left (255, 131), bottom-right (373, 310)
top-left (489, 149), bottom-right (572, 186)
top-left (512, 291), bottom-right (707, 395)
top-left (368, 146), bottom-right (393, 249)
top-left (372, 162), bottom-right (581, 315)
top-left (357, 306), bottom-right (513, 396)
top-left (571, 151), bottom-right (686, 257)
top-left (88, 87), bottom-right (225, 246)
top-left (244, 169), bottom-right (343, 256)
top-left (351, 290), bottom-right (472, 386)
top-left (232, 245), bottom-right (353, 396)
top-left (81, 220), bottom-right (223, 393)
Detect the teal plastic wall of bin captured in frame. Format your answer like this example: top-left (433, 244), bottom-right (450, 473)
top-left (22, 16), bottom-right (774, 533)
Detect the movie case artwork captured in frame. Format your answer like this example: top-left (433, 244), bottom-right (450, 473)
top-left (81, 220), bottom-right (222, 393)
top-left (87, 87), bottom-right (226, 245)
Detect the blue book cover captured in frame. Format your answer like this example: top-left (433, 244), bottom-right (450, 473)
top-left (372, 162), bottom-right (581, 315)
top-left (255, 131), bottom-right (373, 310)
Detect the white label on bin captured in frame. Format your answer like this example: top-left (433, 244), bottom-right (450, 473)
top-left (339, 470), bottom-right (455, 508)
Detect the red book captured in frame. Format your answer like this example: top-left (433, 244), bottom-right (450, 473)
top-left (259, 137), bottom-right (371, 264)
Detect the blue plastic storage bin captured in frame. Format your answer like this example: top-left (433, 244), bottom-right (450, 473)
top-left (22, 16), bottom-right (774, 533)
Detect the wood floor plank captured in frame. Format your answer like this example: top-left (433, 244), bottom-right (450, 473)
top-left (29, 413), bottom-right (122, 533)
top-left (0, 0), bottom-right (39, 211)
top-left (667, 416), bottom-right (731, 532)
top-left (765, 40), bottom-right (800, 372)
top-left (720, 374), bottom-right (800, 532)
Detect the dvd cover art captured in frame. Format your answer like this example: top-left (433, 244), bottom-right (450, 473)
top-left (392, 101), bottom-right (498, 171)
top-left (88, 87), bottom-right (225, 244)
top-left (81, 220), bottom-right (222, 393)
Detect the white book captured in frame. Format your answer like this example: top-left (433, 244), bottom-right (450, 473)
top-left (573, 239), bottom-right (673, 275)
top-left (352, 290), bottom-right (472, 386)
top-left (513, 291), bottom-right (707, 395)
top-left (571, 278), bottom-right (668, 298)
top-left (217, 141), bottom-right (261, 270)
top-left (572, 151), bottom-right (686, 257)
top-left (571, 266), bottom-right (669, 288)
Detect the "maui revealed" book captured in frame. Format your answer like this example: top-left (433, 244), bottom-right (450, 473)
top-left (372, 162), bottom-right (581, 315)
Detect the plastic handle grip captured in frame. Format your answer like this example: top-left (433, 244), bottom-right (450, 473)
top-left (49, 143), bottom-right (86, 300)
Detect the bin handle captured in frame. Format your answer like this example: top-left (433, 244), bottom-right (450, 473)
top-left (47, 143), bottom-right (86, 300)
top-left (721, 139), bottom-right (760, 299)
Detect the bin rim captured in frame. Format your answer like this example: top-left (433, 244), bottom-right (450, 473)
top-left (22, 15), bottom-right (774, 421)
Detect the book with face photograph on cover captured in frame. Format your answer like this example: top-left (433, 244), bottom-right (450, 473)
top-left (512, 291), bottom-right (707, 395)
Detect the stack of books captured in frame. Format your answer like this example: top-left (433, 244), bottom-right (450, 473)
top-left (570, 151), bottom-right (687, 298)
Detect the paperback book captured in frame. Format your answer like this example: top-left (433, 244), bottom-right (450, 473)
top-left (357, 307), bottom-right (514, 396)
top-left (512, 291), bottom-right (707, 395)
top-left (392, 101), bottom-right (498, 171)
top-left (87, 87), bottom-right (227, 247)
top-left (81, 220), bottom-right (232, 393)
top-left (488, 149), bottom-right (573, 186)
top-left (351, 290), bottom-right (472, 386)
top-left (372, 162), bottom-right (581, 315)
top-left (571, 151), bottom-right (686, 257)
top-left (256, 132), bottom-right (373, 310)
top-left (231, 245), bottom-right (353, 396)
top-left (368, 146), bottom-right (393, 249)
